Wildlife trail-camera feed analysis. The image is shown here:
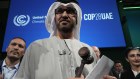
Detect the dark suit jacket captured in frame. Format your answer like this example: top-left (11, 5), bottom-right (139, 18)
top-left (110, 69), bottom-right (124, 79)
top-left (0, 60), bottom-right (3, 74)
top-left (121, 69), bottom-right (136, 79)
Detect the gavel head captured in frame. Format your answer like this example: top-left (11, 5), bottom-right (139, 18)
top-left (78, 47), bottom-right (94, 64)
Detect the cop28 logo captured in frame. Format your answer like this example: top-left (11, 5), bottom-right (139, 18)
top-left (13, 15), bottom-right (30, 26)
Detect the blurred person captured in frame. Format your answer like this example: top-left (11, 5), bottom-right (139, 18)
top-left (92, 46), bottom-right (101, 60)
top-left (15, 0), bottom-right (116, 79)
top-left (0, 37), bottom-right (26, 79)
top-left (110, 60), bottom-right (124, 79)
top-left (121, 47), bottom-right (140, 79)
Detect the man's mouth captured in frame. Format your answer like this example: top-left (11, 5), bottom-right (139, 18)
top-left (134, 61), bottom-right (140, 63)
top-left (11, 50), bottom-right (18, 55)
top-left (60, 19), bottom-right (70, 22)
top-left (60, 20), bottom-right (69, 25)
top-left (62, 21), bottom-right (68, 23)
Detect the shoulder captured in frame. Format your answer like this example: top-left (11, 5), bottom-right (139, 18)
top-left (32, 37), bottom-right (56, 45)
top-left (72, 39), bottom-right (91, 47)
top-left (0, 60), bottom-right (3, 65)
top-left (32, 38), bottom-right (50, 45)
top-left (0, 60), bottom-right (3, 73)
top-left (25, 38), bottom-right (50, 54)
top-left (25, 37), bottom-right (57, 54)
top-left (121, 69), bottom-right (135, 79)
top-left (0, 60), bottom-right (3, 67)
top-left (28, 37), bottom-right (54, 48)
top-left (122, 69), bottom-right (133, 74)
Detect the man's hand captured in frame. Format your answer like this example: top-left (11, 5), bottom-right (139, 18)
top-left (103, 75), bottom-right (117, 79)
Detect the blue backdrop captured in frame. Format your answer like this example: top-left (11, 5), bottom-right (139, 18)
top-left (2, 0), bottom-right (126, 52)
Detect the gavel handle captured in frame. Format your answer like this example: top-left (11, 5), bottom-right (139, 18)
top-left (75, 61), bottom-right (85, 77)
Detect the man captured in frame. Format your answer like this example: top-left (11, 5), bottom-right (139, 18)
top-left (121, 47), bottom-right (140, 79)
top-left (110, 60), bottom-right (124, 79)
top-left (0, 37), bottom-right (26, 79)
top-left (15, 0), bottom-right (116, 79)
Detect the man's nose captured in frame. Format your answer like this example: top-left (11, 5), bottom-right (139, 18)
top-left (13, 45), bottom-right (19, 50)
top-left (61, 11), bottom-right (69, 17)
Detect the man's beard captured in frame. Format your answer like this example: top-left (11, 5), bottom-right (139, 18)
top-left (9, 54), bottom-right (20, 59)
top-left (57, 24), bottom-right (75, 33)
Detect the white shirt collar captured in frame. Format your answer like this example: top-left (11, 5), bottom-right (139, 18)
top-left (132, 69), bottom-right (140, 77)
top-left (2, 59), bottom-right (20, 69)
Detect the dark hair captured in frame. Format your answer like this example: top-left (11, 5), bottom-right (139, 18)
top-left (10, 37), bottom-right (26, 48)
top-left (114, 60), bottom-right (122, 64)
top-left (56, 0), bottom-right (79, 5)
top-left (125, 47), bottom-right (140, 58)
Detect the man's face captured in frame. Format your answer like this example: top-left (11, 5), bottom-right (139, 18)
top-left (55, 5), bottom-right (77, 33)
top-left (114, 63), bottom-right (123, 72)
top-left (6, 38), bottom-right (26, 60)
top-left (126, 49), bottom-right (140, 67)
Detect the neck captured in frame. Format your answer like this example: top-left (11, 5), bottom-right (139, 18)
top-left (5, 57), bottom-right (20, 67)
top-left (57, 31), bottom-right (73, 39)
top-left (131, 65), bottom-right (140, 72)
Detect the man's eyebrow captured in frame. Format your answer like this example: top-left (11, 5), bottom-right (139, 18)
top-left (57, 4), bottom-right (75, 8)
top-left (67, 5), bottom-right (75, 8)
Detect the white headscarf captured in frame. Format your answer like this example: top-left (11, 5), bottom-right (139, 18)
top-left (45, 2), bottom-right (82, 40)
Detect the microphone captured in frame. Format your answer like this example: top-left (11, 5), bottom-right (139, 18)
top-left (75, 47), bottom-right (94, 77)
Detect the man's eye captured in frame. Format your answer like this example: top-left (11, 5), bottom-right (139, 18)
top-left (11, 43), bottom-right (17, 46)
top-left (66, 9), bottom-right (73, 14)
top-left (129, 54), bottom-right (135, 57)
top-left (18, 44), bottom-right (24, 48)
top-left (55, 8), bottom-right (63, 14)
top-left (137, 54), bottom-right (140, 57)
top-left (67, 7), bottom-right (76, 14)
